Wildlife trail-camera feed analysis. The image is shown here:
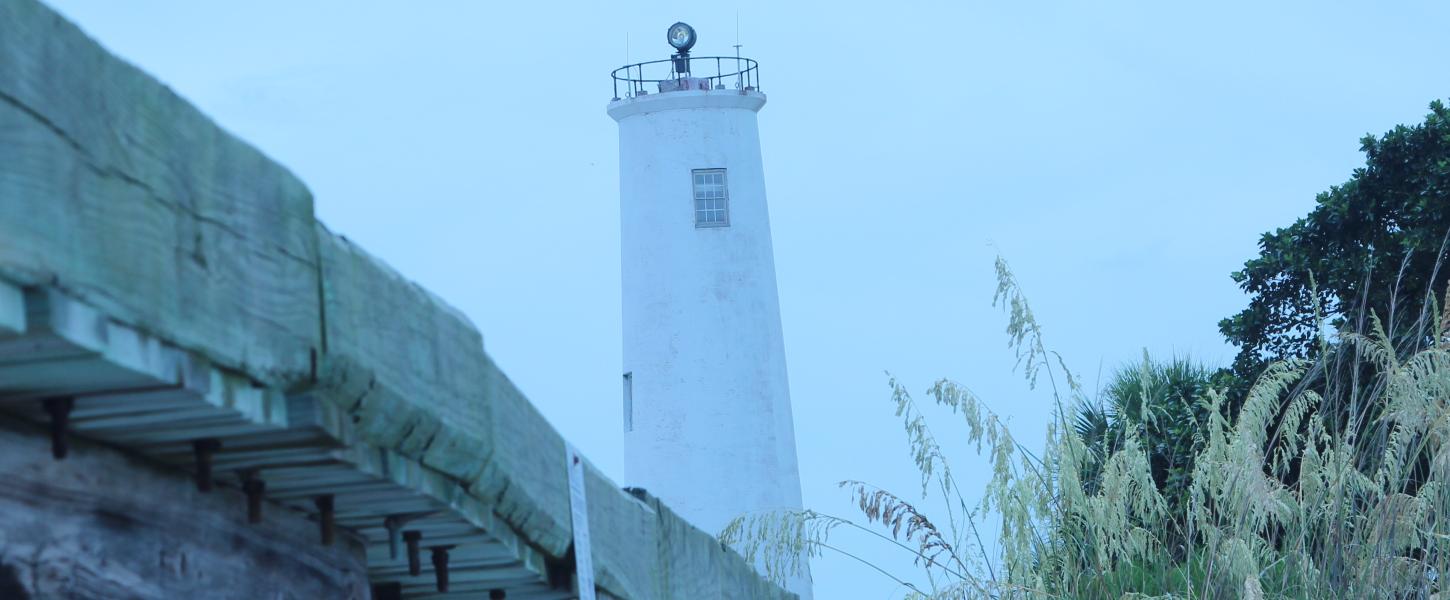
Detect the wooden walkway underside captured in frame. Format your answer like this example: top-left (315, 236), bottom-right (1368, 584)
top-left (0, 280), bottom-right (573, 599)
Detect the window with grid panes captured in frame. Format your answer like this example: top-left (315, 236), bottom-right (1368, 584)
top-left (692, 169), bottom-right (729, 227)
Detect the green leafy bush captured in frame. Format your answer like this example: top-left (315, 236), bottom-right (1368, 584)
top-left (1221, 101), bottom-right (1450, 385)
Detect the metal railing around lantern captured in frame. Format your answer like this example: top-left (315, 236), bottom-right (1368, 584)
top-left (611, 56), bottom-right (760, 100)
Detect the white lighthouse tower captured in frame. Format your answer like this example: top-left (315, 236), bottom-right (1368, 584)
top-left (609, 23), bottom-right (811, 597)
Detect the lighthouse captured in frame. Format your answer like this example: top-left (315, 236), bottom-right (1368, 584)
top-left (609, 23), bottom-right (811, 597)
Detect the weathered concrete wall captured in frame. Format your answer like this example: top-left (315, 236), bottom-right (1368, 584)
top-left (0, 416), bottom-right (370, 599)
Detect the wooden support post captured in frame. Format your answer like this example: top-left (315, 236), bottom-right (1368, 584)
top-left (42, 397), bottom-right (74, 459)
top-left (431, 546), bottom-right (454, 593)
top-left (314, 495), bottom-right (335, 545)
top-left (403, 531), bottom-right (423, 576)
top-left (192, 439), bottom-right (221, 492)
top-left (242, 474), bottom-right (265, 524)
top-left (371, 582), bottom-right (403, 600)
top-left (384, 516), bottom-right (402, 560)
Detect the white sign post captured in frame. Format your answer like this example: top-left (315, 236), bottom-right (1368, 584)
top-left (566, 443), bottom-right (597, 600)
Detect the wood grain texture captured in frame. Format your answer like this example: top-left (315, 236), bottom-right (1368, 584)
top-left (0, 416), bottom-right (370, 600)
top-left (643, 491), bottom-right (797, 600)
top-left (582, 461), bottom-right (657, 599)
top-left (317, 226), bottom-right (574, 558)
top-left (0, 0), bottom-right (320, 388)
top-left (476, 354), bottom-right (571, 557)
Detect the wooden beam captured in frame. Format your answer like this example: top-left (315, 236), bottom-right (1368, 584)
top-left (315, 494), bottom-right (335, 546)
top-left (43, 397), bottom-right (73, 459)
top-left (431, 545), bottom-right (455, 592)
top-left (242, 474), bottom-right (266, 524)
top-left (370, 582), bottom-right (403, 600)
top-left (404, 531), bottom-right (423, 576)
top-left (193, 439), bottom-right (221, 492)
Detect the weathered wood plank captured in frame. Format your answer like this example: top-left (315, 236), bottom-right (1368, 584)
top-left (0, 415), bottom-right (370, 599)
top-left (70, 405), bottom-right (234, 430)
top-left (69, 391), bottom-right (205, 419)
top-left (100, 422), bottom-right (275, 445)
top-left (0, 357), bottom-right (152, 395)
top-left (163, 446), bottom-right (341, 472)
top-left (0, 332), bottom-right (86, 366)
top-left (136, 428), bottom-right (332, 454)
top-left (271, 483), bottom-right (400, 501)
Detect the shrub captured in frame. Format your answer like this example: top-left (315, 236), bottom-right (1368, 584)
top-left (723, 258), bottom-right (1447, 599)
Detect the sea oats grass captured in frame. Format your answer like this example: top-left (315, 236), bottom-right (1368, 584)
top-left (724, 257), bottom-right (1448, 598)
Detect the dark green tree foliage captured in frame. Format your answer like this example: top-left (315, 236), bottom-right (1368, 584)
top-left (1075, 355), bottom-right (1213, 553)
top-left (1220, 100), bottom-right (1450, 383)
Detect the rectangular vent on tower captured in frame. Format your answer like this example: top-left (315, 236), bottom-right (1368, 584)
top-left (623, 372), bottom-right (634, 432)
top-left (692, 169), bottom-right (729, 228)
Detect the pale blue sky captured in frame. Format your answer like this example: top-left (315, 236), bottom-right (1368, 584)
top-left (46, 1), bottom-right (1449, 597)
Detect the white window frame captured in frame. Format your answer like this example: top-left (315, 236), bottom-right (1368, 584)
top-left (691, 168), bottom-right (729, 228)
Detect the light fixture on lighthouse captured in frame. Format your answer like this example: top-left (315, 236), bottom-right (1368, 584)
top-left (667, 22), bottom-right (696, 76)
top-left (667, 22), bottom-right (696, 52)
